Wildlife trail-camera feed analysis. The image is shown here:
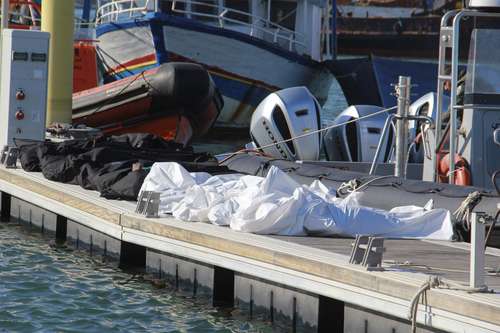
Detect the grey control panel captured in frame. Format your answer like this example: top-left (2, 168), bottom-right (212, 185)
top-left (0, 29), bottom-right (50, 147)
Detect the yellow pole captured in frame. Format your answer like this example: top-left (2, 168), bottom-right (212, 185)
top-left (42, 0), bottom-right (75, 125)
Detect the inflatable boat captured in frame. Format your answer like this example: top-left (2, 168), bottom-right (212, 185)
top-left (238, 81), bottom-right (500, 244)
top-left (72, 62), bottom-right (223, 145)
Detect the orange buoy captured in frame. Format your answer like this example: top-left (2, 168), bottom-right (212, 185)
top-left (437, 153), bottom-right (471, 186)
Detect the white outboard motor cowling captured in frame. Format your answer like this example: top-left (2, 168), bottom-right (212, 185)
top-left (323, 105), bottom-right (393, 162)
top-left (250, 87), bottom-right (321, 161)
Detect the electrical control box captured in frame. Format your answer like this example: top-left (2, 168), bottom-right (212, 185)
top-left (0, 29), bottom-right (50, 147)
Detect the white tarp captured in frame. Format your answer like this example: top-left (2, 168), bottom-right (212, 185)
top-left (139, 163), bottom-right (454, 240)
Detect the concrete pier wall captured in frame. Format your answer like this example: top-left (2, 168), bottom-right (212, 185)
top-left (2, 193), bottom-right (444, 333)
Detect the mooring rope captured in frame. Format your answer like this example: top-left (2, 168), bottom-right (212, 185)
top-left (453, 191), bottom-right (483, 231)
top-left (407, 275), bottom-right (491, 333)
top-left (408, 276), bottom-right (441, 333)
top-left (336, 175), bottom-right (397, 196)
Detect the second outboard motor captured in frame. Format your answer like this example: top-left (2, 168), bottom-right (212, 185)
top-left (324, 105), bottom-right (394, 162)
top-left (250, 87), bottom-right (321, 161)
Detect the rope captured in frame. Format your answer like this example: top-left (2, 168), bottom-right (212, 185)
top-left (407, 275), bottom-right (492, 333)
top-left (336, 179), bottom-right (361, 196)
top-left (218, 148), bottom-right (272, 164)
top-left (218, 105), bottom-right (398, 159)
top-left (408, 276), bottom-right (441, 333)
top-left (384, 260), bottom-right (469, 273)
top-left (336, 175), bottom-right (397, 197)
top-left (452, 191), bottom-right (482, 231)
top-left (81, 70), bottom-right (148, 121)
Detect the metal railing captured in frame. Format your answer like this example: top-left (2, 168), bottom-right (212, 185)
top-left (95, 0), bottom-right (307, 54)
top-left (96, 0), bottom-right (154, 24)
top-left (170, 0), bottom-right (306, 53)
top-left (74, 17), bottom-right (97, 40)
top-left (0, 4), bottom-right (41, 27)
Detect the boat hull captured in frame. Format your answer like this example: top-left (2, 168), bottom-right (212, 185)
top-left (96, 13), bottom-right (333, 128)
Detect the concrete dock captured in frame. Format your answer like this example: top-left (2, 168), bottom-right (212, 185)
top-left (1, 166), bottom-right (499, 333)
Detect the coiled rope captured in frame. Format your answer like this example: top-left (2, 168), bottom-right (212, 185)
top-left (336, 175), bottom-right (396, 197)
top-left (452, 191), bottom-right (482, 231)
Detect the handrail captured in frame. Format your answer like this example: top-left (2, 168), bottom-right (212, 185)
top-left (95, 0), bottom-right (307, 53)
top-left (0, 1), bottom-right (41, 27)
top-left (0, 12), bottom-right (40, 26)
top-left (170, 0), bottom-right (307, 52)
top-left (96, 0), bottom-right (152, 24)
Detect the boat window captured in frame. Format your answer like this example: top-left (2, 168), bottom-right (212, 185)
top-left (465, 29), bottom-right (500, 104)
top-left (224, 0), bottom-right (250, 23)
top-left (192, 0), bottom-right (219, 22)
top-left (269, 0), bottom-right (297, 30)
top-left (161, 0), bottom-right (186, 16)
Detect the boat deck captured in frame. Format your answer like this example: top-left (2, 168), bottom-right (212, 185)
top-left (1, 166), bottom-right (499, 332)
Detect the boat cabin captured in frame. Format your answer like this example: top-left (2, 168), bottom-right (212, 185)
top-left (96, 0), bottom-right (334, 61)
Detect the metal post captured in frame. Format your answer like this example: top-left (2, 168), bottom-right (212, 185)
top-left (470, 212), bottom-right (486, 289)
top-left (394, 76), bottom-right (411, 178)
top-left (331, 0), bottom-right (337, 60)
top-left (448, 13), bottom-right (463, 185)
top-left (369, 114), bottom-right (395, 175)
top-left (1, 0), bottom-right (8, 30)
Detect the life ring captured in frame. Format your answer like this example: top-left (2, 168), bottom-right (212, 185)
top-left (437, 153), bottom-right (471, 186)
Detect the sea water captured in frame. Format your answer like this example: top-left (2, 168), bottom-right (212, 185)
top-left (0, 220), bottom-right (281, 332)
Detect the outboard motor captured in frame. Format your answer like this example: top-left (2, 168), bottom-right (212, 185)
top-left (323, 105), bottom-right (394, 162)
top-left (250, 87), bottom-right (321, 161)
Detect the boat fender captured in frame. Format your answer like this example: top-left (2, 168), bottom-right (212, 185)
top-left (437, 153), bottom-right (471, 186)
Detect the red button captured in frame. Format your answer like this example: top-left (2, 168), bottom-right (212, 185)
top-left (15, 110), bottom-right (24, 120)
top-left (16, 90), bottom-right (25, 100)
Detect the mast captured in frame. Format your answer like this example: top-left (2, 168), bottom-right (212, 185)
top-left (1, 0), bottom-right (9, 30)
top-left (42, 0), bottom-right (75, 125)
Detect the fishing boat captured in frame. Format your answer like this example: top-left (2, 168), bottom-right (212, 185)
top-left (94, 0), bottom-right (336, 128)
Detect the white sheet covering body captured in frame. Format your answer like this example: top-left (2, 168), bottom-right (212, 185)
top-left (139, 163), bottom-right (454, 240)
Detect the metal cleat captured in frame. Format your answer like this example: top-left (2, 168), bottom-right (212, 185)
top-left (0, 146), bottom-right (8, 164)
top-left (1, 147), bottom-right (19, 168)
top-left (135, 191), bottom-right (160, 218)
top-left (349, 235), bottom-right (385, 271)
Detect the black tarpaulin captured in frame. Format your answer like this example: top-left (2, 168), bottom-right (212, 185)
top-left (16, 133), bottom-right (228, 201)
